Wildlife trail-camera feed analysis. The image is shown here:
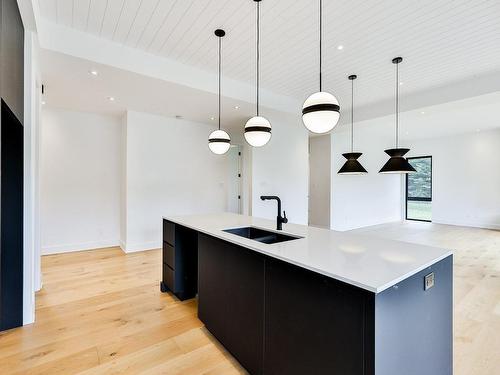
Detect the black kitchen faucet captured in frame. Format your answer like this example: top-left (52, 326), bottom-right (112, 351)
top-left (260, 195), bottom-right (288, 230)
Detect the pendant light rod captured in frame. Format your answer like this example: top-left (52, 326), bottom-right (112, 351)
top-left (393, 56), bottom-right (402, 148)
top-left (348, 74), bottom-right (357, 152)
top-left (255, 0), bottom-right (261, 115)
top-left (215, 29), bottom-right (225, 130)
top-left (319, 0), bottom-right (322, 91)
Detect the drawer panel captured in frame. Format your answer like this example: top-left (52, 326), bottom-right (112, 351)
top-left (163, 242), bottom-right (175, 269)
top-left (163, 220), bottom-right (175, 245)
top-left (163, 263), bottom-right (175, 291)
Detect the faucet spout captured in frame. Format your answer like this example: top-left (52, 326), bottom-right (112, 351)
top-left (260, 195), bottom-right (288, 230)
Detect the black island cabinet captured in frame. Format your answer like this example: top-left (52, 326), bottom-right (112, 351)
top-left (161, 219), bottom-right (452, 375)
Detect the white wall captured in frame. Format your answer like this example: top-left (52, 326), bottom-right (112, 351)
top-left (122, 111), bottom-right (229, 252)
top-left (23, 30), bottom-right (40, 324)
top-left (408, 129), bottom-right (500, 230)
top-left (40, 109), bottom-right (122, 254)
top-left (331, 116), bottom-right (403, 231)
top-left (251, 114), bottom-right (309, 225)
top-left (309, 135), bottom-right (331, 228)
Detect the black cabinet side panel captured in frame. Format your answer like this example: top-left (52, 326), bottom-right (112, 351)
top-left (264, 257), bottom-right (373, 375)
top-left (173, 225), bottom-right (197, 300)
top-left (375, 255), bottom-right (453, 375)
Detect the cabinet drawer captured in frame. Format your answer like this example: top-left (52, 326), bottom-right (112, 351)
top-left (163, 220), bottom-right (175, 245)
top-left (163, 242), bottom-right (175, 269)
top-left (163, 263), bottom-right (175, 291)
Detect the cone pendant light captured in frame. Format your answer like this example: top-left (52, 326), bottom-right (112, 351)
top-left (245, 0), bottom-right (272, 147)
top-left (379, 57), bottom-right (416, 174)
top-left (302, 0), bottom-right (340, 134)
top-left (208, 29), bottom-right (231, 155)
top-left (338, 75), bottom-right (367, 175)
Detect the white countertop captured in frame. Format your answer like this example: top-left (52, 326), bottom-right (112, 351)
top-left (164, 213), bottom-right (452, 294)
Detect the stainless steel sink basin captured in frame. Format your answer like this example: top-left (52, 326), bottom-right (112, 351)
top-left (223, 226), bottom-right (302, 244)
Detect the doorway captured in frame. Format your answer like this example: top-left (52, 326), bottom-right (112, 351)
top-left (406, 156), bottom-right (432, 222)
top-left (226, 145), bottom-right (242, 214)
top-left (308, 135), bottom-right (331, 228)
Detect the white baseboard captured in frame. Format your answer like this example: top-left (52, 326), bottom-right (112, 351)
top-left (432, 219), bottom-right (500, 231)
top-left (122, 241), bottom-right (161, 253)
top-left (42, 239), bottom-right (121, 255)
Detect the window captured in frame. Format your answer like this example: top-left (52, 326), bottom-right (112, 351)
top-left (406, 156), bottom-right (432, 222)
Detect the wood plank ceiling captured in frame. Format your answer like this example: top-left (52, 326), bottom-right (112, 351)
top-left (38, 0), bottom-right (500, 110)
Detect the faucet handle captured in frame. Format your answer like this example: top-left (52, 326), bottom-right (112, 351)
top-left (282, 211), bottom-right (288, 224)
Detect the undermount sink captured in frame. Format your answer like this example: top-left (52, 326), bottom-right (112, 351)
top-left (223, 226), bottom-right (302, 244)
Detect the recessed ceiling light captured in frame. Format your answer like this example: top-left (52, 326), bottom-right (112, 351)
top-left (108, 96), bottom-right (115, 101)
top-left (337, 45), bottom-right (344, 50)
top-left (234, 106), bottom-right (240, 110)
top-left (210, 116), bottom-right (215, 121)
top-left (420, 111), bottom-right (425, 115)
top-left (399, 81), bottom-right (404, 85)
top-left (41, 100), bottom-right (46, 105)
top-left (89, 70), bottom-right (98, 76)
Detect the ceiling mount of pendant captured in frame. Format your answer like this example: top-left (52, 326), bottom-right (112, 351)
top-left (214, 29), bottom-right (225, 37)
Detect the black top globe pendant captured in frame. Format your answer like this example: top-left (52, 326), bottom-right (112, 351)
top-left (208, 29), bottom-right (231, 155)
top-left (302, 0), bottom-right (340, 134)
top-left (379, 57), bottom-right (416, 174)
top-left (338, 75), bottom-right (367, 175)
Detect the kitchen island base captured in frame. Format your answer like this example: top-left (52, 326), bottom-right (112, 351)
top-left (161, 218), bottom-right (452, 375)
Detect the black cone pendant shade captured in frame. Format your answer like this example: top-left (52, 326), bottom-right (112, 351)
top-left (379, 148), bottom-right (414, 173)
top-left (338, 75), bottom-right (367, 175)
top-left (379, 57), bottom-right (416, 174)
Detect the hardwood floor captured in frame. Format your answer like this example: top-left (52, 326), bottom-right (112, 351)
top-left (0, 247), bottom-right (247, 374)
top-left (0, 221), bottom-right (498, 374)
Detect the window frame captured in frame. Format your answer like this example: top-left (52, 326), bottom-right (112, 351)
top-left (405, 156), bottom-right (433, 222)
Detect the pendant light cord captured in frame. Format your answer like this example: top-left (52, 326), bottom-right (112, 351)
top-left (319, 0), bottom-right (322, 92)
top-left (395, 61), bottom-right (399, 148)
top-left (218, 36), bottom-right (221, 130)
top-left (256, 1), bottom-right (260, 116)
top-left (351, 78), bottom-right (354, 152)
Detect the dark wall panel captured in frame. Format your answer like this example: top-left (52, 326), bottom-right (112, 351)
top-left (0, 101), bottom-right (24, 330)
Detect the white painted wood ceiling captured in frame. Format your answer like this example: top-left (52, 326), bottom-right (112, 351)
top-left (38, 0), bottom-right (500, 110)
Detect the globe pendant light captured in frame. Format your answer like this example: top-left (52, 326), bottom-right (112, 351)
top-left (208, 29), bottom-right (231, 155)
top-left (302, 0), bottom-right (340, 134)
top-left (338, 75), bottom-right (367, 175)
top-left (245, 0), bottom-right (272, 147)
top-left (379, 57), bottom-right (416, 173)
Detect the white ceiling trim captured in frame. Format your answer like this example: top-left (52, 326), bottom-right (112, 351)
top-left (37, 19), bottom-right (301, 115)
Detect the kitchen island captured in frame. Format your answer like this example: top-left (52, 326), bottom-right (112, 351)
top-left (160, 213), bottom-right (452, 375)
